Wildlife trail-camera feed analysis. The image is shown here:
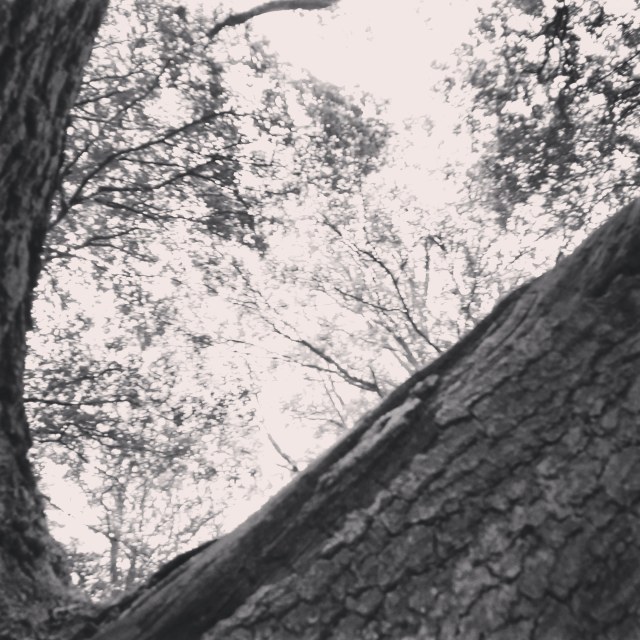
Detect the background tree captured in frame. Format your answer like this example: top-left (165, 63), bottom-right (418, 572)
top-left (26, 0), bottom-right (365, 601)
top-left (453, 0), bottom-right (640, 231)
top-left (0, 0), bottom-right (342, 635)
top-left (33, 0), bottom-right (640, 608)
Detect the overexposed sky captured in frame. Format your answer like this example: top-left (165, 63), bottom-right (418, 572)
top-left (236, 0), bottom-right (482, 113)
top-left (48, 0), bottom-right (631, 566)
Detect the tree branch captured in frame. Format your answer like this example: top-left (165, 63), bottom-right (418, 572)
top-left (207, 0), bottom-right (338, 40)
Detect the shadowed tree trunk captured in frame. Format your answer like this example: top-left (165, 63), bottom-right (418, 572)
top-left (85, 199), bottom-right (640, 639)
top-left (0, 0), bottom-right (108, 635)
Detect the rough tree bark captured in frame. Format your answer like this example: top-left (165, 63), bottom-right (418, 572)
top-left (82, 198), bottom-right (640, 639)
top-left (0, 0), bottom-right (108, 636)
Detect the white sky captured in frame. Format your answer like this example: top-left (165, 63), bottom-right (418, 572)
top-left (235, 0), bottom-right (482, 114)
top-left (44, 0), bottom-right (638, 569)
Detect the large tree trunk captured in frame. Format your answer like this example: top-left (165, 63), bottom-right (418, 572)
top-left (84, 198), bottom-right (640, 639)
top-left (0, 0), bottom-right (107, 636)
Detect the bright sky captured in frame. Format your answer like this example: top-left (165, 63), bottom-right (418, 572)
top-left (41, 0), bottom-right (637, 583)
top-left (235, 0), bottom-right (482, 114)
top-left (211, 0), bottom-right (480, 527)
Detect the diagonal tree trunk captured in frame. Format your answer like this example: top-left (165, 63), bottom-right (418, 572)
top-left (0, 0), bottom-right (108, 634)
top-left (86, 199), bottom-right (640, 639)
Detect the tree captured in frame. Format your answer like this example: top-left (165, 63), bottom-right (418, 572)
top-left (28, 0), bottom-right (398, 595)
top-left (0, 1), bottom-right (110, 634)
top-left (455, 0), bottom-right (640, 230)
top-left (28, 0), bottom-right (369, 603)
top-left (81, 198), bottom-right (640, 639)
top-left (0, 0), bottom-right (340, 635)
top-left (5, 2), bottom-right (640, 639)
top-left (27, 247), bottom-right (260, 600)
top-left (215, 158), bottom-right (528, 464)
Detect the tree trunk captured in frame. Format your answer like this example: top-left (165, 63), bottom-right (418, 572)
top-left (0, 0), bottom-right (107, 635)
top-left (85, 199), bottom-right (640, 639)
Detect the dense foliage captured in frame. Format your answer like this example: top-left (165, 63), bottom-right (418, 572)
top-left (457, 0), bottom-right (640, 230)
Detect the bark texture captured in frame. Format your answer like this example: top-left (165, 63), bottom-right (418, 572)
top-left (87, 198), bottom-right (640, 639)
top-left (0, 0), bottom-right (107, 636)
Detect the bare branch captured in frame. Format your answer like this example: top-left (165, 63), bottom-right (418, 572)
top-left (321, 215), bottom-right (443, 354)
top-left (208, 0), bottom-right (338, 39)
top-left (265, 432), bottom-right (300, 473)
top-left (63, 109), bottom-right (238, 214)
top-left (321, 375), bottom-right (348, 430)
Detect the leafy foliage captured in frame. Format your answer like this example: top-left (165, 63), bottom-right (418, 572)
top-left (28, 238), bottom-right (258, 598)
top-left (49, 0), bottom-right (266, 270)
top-left (457, 0), bottom-right (640, 230)
top-left (292, 81), bottom-right (390, 193)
